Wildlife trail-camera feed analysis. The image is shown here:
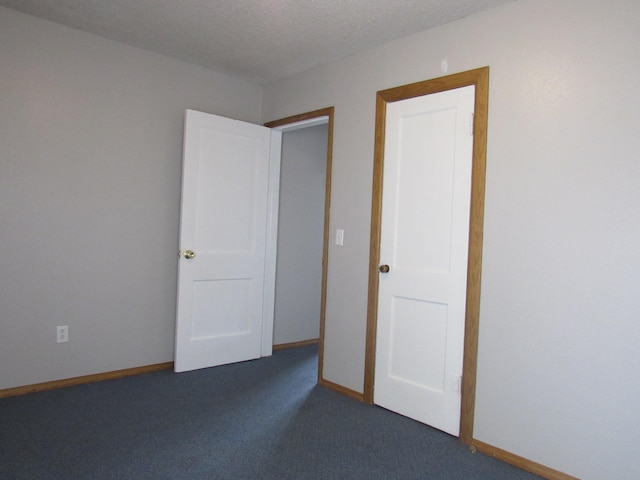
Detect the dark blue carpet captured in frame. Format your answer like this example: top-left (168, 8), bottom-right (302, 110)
top-left (0, 346), bottom-right (541, 479)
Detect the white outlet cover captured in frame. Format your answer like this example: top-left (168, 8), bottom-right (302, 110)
top-left (57, 325), bottom-right (69, 343)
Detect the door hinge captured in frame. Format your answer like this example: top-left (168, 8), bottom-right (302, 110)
top-left (468, 112), bottom-right (474, 136)
top-left (453, 375), bottom-right (463, 394)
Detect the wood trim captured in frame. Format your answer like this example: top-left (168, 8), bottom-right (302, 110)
top-left (264, 107), bottom-right (333, 129)
top-left (272, 338), bottom-right (319, 351)
top-left (376, 68), bottom-right (489, 103)
top-left (363, 91), bottom-right (387, 403)
top-left (264, 107), bottom-right (334, 387)
top-left (363, 67), bottom-right (490, 447)
top-left (0, 362), bottom-right (174, 399)
top-left (472, 440), bottom-right (580, 480)
top-left (318, 378), bottom-right (365, 402)
top-left (460, 67), bottom-right (490, 444)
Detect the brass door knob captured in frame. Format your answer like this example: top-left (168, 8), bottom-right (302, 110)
top-left (184, 250), bottom-right (196, 260)
top-left (379, 264), bottom-right (390, 273)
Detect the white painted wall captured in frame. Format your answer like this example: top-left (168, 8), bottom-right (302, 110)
top-left (262, 1), bottom-right (640, 479)
top-left (0, 7), bottom-right (262, 389)
top-left (273, 125), bottom-right (328, 345)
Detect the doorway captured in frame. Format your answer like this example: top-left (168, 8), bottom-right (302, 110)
top-left (265, 108), bottom-right (334, 383)
top-left (364, 68), bottom-right (489, 444)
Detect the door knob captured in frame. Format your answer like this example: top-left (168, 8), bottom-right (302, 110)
top-left (379, 264), bottom-right (390, 273)
top-left (184, 250), bottom-right (196, 260)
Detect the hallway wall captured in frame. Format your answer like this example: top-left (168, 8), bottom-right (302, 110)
top-left (274, 124), bottom-right (328, 345)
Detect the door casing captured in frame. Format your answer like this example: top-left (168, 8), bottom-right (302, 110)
top-left (364, 67), bottom-right (489, 444)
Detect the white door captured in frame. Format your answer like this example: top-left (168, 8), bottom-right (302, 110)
top-left (175, 110), bottom-right (281, 373)
top-left (374, 85), bottom-right (475, 436)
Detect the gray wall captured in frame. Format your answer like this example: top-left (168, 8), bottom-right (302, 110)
top-left (0, 7), bottom-right (262, 389)
top-left (3, 1), bottom-right (639, 478)
top-left (273, 125), bottom-right (328, 345)
top-left (262, 1), bottom-right (640, 479)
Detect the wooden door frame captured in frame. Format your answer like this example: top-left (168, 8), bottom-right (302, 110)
top-left (363, 67), bottom-right (489, 444)
top-left (264, 107), bottom-right (334, 385)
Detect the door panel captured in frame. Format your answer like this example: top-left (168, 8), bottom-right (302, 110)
top-left (374, 86), bottom-right (475, 436)
top-left (195, 128), bottom-right (261, 252)
top-left (393, 108), bottom-right (457, 272)
top-left (191, 279), bottom-right (252, 338)
top-left (175, 110), bottom-right (281, 373)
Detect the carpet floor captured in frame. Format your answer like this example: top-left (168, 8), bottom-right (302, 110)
top-left (0, 345), bottom-right (542, 479)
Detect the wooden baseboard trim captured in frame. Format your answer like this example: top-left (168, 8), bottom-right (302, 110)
top-left (0, 362), bottom-right (174, 399)
top-left (318, 377), bottom-right (364, 401)
top-left (272, 338), bottom-right (319, 351)
top-left (472, 439), bottom-right (580, 480)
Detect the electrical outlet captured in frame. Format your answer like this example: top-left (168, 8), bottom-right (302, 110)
top-left (56, 325), bottom-right (68, 343)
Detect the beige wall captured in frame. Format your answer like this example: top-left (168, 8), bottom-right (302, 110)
top-left (262, 1), bottom-right (640, 479)
top-left (0, 7), bottom-right (262, 388)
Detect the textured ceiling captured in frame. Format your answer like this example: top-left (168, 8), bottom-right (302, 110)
top-left (0, 0), bottom-right (514, 84)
